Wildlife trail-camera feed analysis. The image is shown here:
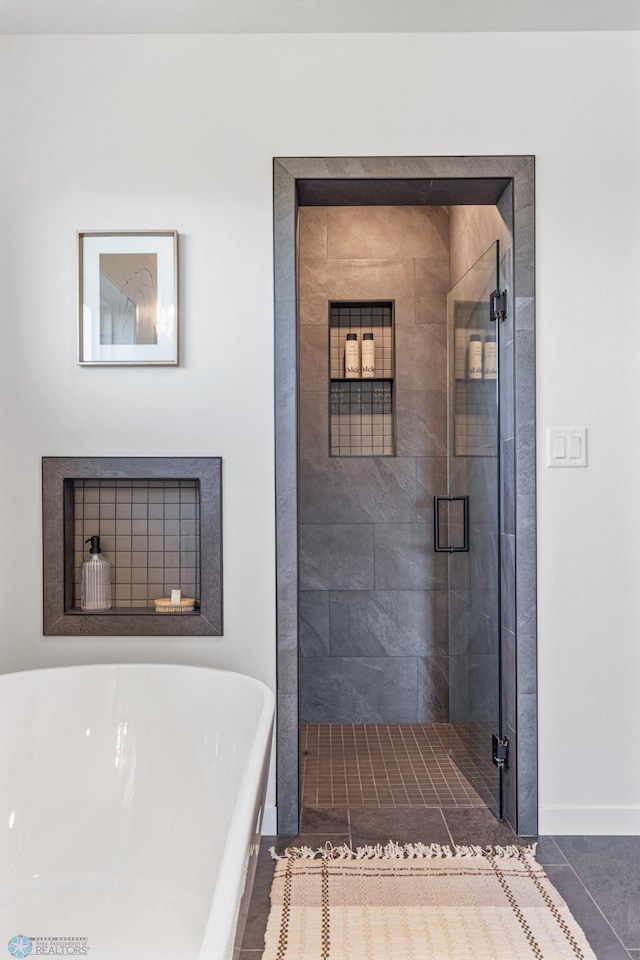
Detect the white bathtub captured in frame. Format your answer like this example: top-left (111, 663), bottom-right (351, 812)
top-left (0, 663), bottom-right (275, 960)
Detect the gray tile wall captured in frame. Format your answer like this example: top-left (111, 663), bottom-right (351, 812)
top-left (273, 162), bottom-right (300, 833)
top-left (298, 206), bottom-right (450, 724)
top-left (511, 158), bottom-right (538, 836)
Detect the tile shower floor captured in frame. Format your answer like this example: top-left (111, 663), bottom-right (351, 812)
top-left (301, 723), bottom-right (488, 807)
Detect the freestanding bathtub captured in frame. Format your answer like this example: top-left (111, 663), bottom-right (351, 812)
top-left (0, 663), bottom-right (275, 960)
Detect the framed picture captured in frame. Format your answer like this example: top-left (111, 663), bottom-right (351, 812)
top-left (78, 230), bottom-right (179, 365)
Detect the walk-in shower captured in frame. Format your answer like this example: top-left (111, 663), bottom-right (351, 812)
top-left (273, 156), bottom-right (537, 836)
top-left (297, 204), bottom-right (508, 818)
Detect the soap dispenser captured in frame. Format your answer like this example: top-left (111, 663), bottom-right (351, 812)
top-left (81, 535), bottom-right (112, 612)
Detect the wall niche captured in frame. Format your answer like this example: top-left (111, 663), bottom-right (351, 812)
top-left (42, 457), bottom-right (222, 636)
top-left (329, 300), bottom-right (395, 457)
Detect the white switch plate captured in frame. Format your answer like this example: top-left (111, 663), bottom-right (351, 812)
top-left (546, 427), bottom-right (588, 467)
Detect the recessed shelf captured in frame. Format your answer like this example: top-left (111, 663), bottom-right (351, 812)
top-left (330, 378), bottom-right (393, 386)
top-left (65, 606), bottom-right (199, 616)
top-left (452, 301), bottom-right (498, 458)
top-left (42, 457), bottom-right (222, 637)
top-left (329, 301), bottom-right (395, 457)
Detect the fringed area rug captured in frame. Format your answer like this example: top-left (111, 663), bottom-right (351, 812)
top-left (263, 843), bottom-right (597, 960)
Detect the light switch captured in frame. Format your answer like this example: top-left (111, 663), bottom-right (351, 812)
top-left (547, 427), bottom-right (588, 467)
top-left (553, 436), bottom-right (566, 459)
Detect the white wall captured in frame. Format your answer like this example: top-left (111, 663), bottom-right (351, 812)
top-left (1, 31), bottom-right (639, 834)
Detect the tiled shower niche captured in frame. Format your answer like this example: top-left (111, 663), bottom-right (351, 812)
top-left (73, 480), bottom-right (200, 610)
top-left (452, 302), bottom-right (498, 457)
top-left (43, 457), bottom-right (222, 636)
top-left (329, 301), bottom-right (395, 457)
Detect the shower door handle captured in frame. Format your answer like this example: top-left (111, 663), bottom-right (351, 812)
top-left (433, 496), bottom-right (469, 553)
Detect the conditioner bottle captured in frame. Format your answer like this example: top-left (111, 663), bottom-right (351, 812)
top-left (361, 333), bottom-right (375, 378)
top-left (468, 334), bottom-right (483, 380)
top-left (483, 335), bottom-right (497, 379)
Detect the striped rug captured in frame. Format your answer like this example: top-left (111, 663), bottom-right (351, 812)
top-left (263, 843), bottom-right (596, 960)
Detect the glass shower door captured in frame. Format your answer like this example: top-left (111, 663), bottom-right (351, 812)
top-left (442, 241), bottom-right (503, 817)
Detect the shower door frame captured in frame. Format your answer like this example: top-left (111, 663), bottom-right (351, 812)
top-left (273, 155), bottom-right (537, 836)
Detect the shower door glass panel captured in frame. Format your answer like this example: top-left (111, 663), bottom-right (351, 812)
top-left (446, 241), bottom-right (502, 818)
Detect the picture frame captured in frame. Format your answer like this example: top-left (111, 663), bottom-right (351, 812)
top-left (78, 230), bottom-right (179, 365)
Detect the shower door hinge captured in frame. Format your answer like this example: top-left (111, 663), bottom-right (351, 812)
top-left (490, 290), bottom-right (507, 323)
top-left (492, 734), bottom-right (509, 768)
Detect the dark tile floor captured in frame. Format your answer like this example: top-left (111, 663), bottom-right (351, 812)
top-left (241, 722), bottom-right (638, 958)
top-left (301, 723), bottom-right (487, 807)
top-left (238, 806), bottom-right (640, 959)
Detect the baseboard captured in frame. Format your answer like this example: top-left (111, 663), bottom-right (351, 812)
top-left (261, 803), bottom-right (277, 836)
top-left (539, 805), bottom-right (640, 835)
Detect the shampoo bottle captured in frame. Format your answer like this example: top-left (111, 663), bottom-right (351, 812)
top-left (81, 535), bottom-right (111, 612)
top-left (344, 333), bottom-right (360, 378)
top-left (361, 333), bottom-right (375, 378)
top-left (483, 335), bottom-right (497, 379)
top-left (468, 335), bottom-right (483, 380)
